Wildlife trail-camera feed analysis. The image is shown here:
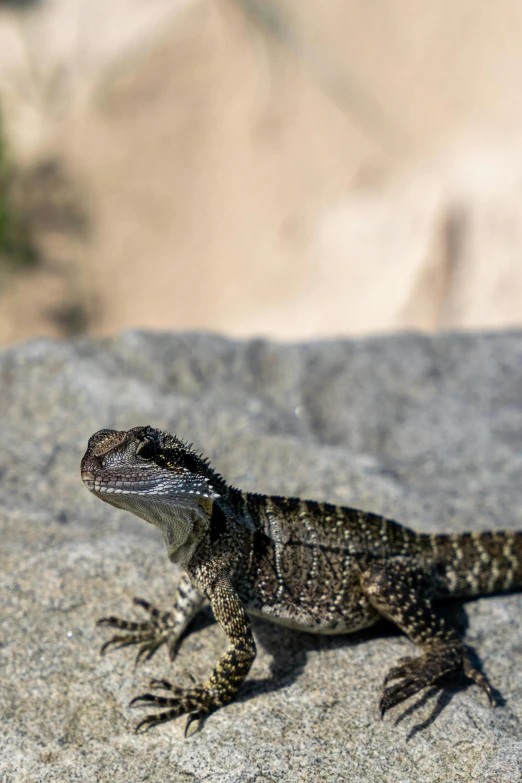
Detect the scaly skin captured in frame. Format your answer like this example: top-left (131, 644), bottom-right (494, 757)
top-left (81, 426), bottom-right (522, 733)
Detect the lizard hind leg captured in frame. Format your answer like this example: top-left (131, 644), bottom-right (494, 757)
top-left (379, 644), bottom-right (494, 717)
top-left (359, 560), bottom-right (495, 717)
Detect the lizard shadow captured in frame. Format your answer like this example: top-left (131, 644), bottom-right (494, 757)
top-left (183, 606), bottom-right (389, 703)
top-left (237, 615), bottom-right (401, 704)
top-left (234, 599), bottom-right (504, 732)
top-left (185, 600), bottom-right (502, 732)
top-left (395, 657), bottom-right (505, 741)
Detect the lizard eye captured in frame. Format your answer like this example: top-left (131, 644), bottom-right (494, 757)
top-left (137, 439), bottom-right (156, 461)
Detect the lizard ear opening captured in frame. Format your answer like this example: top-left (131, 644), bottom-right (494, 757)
top-left (137, 439), bottom-right (156, 460)
top-left (182, 453), bottom-right (202, 473)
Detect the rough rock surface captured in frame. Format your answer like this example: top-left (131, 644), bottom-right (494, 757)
top-left (2, 330), bottom-right (522, 783)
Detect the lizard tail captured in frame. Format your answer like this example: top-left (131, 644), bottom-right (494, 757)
top-left (430, 529), bottom-right (522, 597)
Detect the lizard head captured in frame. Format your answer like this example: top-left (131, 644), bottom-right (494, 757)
top-left (81, 426), bottom-right (223, 564)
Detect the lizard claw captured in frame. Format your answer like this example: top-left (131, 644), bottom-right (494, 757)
top-left (96, 597), bottom-right (173, 663)
top-left (184, 712), bottom-right (205, 737)
top-left (379, 644), bottom-right (495, 716)
top-left (129, 683), bottom-right (214, 734)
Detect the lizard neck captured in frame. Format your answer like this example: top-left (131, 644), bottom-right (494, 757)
top-left (148, 497), bottom-right (211, 567)
top-left (187, 496), bottom-right (255, 589)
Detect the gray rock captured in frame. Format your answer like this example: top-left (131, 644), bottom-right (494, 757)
top-left (2, 330), bottom-right (522, 783)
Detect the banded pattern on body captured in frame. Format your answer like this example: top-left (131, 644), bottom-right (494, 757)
top-left (426, 529), bottom-right (522, 596)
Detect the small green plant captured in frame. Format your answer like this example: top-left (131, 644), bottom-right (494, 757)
top-left (0, 109), bottom-right (38, 274)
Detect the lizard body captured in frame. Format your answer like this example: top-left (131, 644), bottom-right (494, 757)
top-left (81, 426), bottom-right (522, 733)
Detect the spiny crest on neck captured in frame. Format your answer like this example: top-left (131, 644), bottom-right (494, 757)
top-left (138, 426), bottom-right (229, 497)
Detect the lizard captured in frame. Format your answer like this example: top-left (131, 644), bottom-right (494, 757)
top-left (81, 425), bottom-right (522, 735)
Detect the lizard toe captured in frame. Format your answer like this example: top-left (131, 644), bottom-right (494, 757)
top-left (130, 684), bottom-right (215, 734)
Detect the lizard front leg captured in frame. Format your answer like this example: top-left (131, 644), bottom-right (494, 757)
top-left (130, 579), bottom-right (256, 734)
top-left (359, 560), bottom-right (494, 716)
top-left (97, 572), bottom-right (204, 663)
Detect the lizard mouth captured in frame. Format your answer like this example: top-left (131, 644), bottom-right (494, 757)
top-left (81, 470), bottom-right (180, 496)
top-left (81, 470), bottom-right (142, 494)
top-left (81, 471), bottom-right (96, 490)
top-left (81, 471), bottom-right (128, 494)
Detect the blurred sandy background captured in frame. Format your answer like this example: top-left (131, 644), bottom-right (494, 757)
top-left (0, 0), bottom-right (522, 346)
